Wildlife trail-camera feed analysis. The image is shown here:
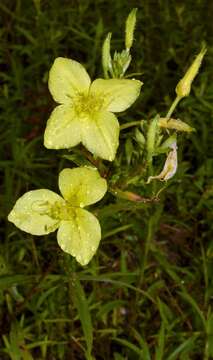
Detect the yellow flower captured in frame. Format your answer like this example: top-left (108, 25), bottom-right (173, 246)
top-left (44, 58), bottom-right (142, 161)
top-left (8, 167), bottom-right (107, 266)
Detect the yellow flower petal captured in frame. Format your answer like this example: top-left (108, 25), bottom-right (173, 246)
top-left (81, 111), bottom-right (119, 161)
top-left (90, 78), bottom-right (142, 112)
top-left (8, 190), bottom-right (64, 235)
top-left (44, 105), bottom-right (81, 149)
top-left (48, 57), bottom-right (91, 104)
top-left (57, 209), bottom-right (101, 266)
top-left (58, 167), bottom-right (107, 206)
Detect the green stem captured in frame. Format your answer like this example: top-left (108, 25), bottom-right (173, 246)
top-left (165, 95), bottom-right (181, 120)
top-left (120, 120), bottom-right (144, 130)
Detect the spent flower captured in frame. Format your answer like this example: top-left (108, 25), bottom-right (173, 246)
top-left (147, 141), bottom-right (178, 183)
top-left (8, 167), bottom-right (107, 266)
top-left (44, 57), bottom-right (142, 161)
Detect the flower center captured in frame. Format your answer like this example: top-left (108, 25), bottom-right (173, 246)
top-left (73, 93), bottom-right (104, 117)
top-left (32, 200), bottom-right (75, 221)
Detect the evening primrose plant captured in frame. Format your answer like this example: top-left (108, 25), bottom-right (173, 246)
top-left (8, 9), bottom-right (206, 266)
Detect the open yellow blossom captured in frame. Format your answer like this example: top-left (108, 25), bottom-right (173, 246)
top-left (8, 167), bottom-right (107, 266)
top-left (44, 57), bottom-right (142, 161)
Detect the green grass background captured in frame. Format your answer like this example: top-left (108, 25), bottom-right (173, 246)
top-left (0, 0), bottom-right (213, 359)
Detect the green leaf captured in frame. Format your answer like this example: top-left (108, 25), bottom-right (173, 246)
top-left (156, 134), bottom-right (177, 154)
top-left (73, 278), bottom-right (93, 358)
top-left (125, 137), bottom-right (134, 165)
top-left (206, 311), bottom-right (213, 357)
top-left (97, 300), bottom-right (126, 319)
top-left (0, 275), bottom-right (36, 291)
top-left (167, 336), bottom-right (197, 360)
top-left (113, 337), bottom-right (144, 358)
top-left (178, 291), bottom-right (206, 328)
top-left (62, 153), bottom-right (92, 167)
top-left (131, 328), bottom-right (151, 360)
top-left (155, 322), bottom-right (165, 360)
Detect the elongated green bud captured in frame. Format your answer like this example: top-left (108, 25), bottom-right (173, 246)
top-left (159, 118), bottom-right (195, 132)
top-left (147, 115), bottom-right (159, 164)
top-left (102, 32), bottom-right (112, 78)
top-left (125, 8), bottom-right (137, 51)
top-left (175, 47), bottom-right (207, 98)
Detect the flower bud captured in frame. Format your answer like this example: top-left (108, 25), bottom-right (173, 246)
top-left (147, 115), bottom-right (159, 163)
top-left (175, 47), bottom-right (206, 98)
top-left (102, 32), bottom-right (112, 78)
top-left (125, 8), bottom-right (137, 51)
top-left (158, 117), bottom-right (195, 132)
top-left (112, 189), bottom-right (148, 202)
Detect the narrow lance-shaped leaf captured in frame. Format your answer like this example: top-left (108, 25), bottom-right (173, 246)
top-left (73, 278), bottom-right (93, 357)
